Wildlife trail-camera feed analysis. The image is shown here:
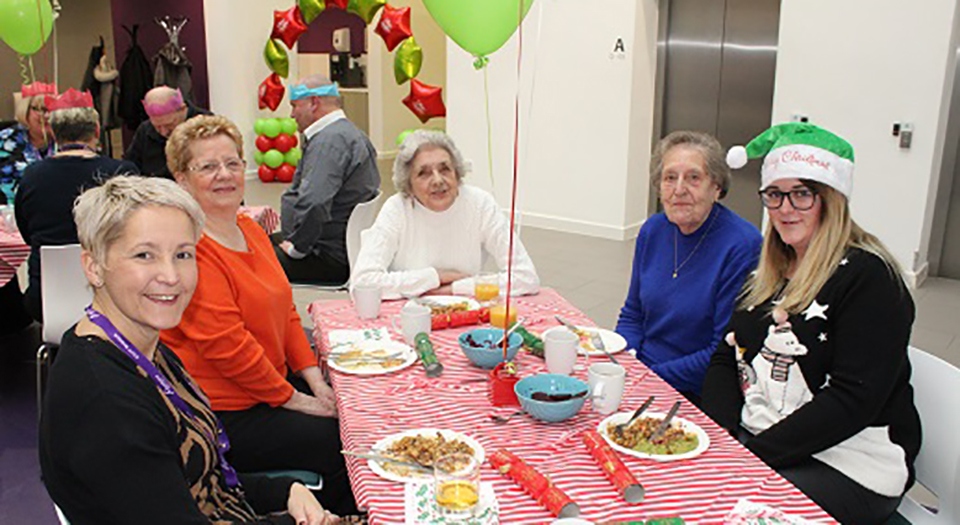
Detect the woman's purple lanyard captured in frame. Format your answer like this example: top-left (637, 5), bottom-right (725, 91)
top-left (85, 306), bottom-right (241, 489)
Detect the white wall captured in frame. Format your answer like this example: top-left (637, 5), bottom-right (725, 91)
top-left (203, 0), bottom-right (298, 172)
top-left (773, 0), bottom-right (960, 284)
top-left (446, 0), bottom-right (659, 240)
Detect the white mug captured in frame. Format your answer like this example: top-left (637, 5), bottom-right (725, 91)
top-left (392, 303), bottom-right (431, 345)
top-left (352, 284), bottom-right (382, 319)
top-left (544, 329), bottom-right (579, 375)
top-left (588, 362), bottom-right (626, 414)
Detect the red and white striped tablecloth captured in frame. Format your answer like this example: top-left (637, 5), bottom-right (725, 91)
top-left (238, 205), bottom-right (280, 234)
top-left (0, 230), bottom-right (29, 288)
top-left (309, 289), bottom-right (834, 524)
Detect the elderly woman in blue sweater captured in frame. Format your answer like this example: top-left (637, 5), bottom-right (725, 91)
top-left (616, 131), bottom-right (761, 403)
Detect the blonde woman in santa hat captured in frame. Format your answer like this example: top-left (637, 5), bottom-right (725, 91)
top-left (702, 123), bottom-right (920, 524)
top-left (14, 88), bottom-right (136, 322)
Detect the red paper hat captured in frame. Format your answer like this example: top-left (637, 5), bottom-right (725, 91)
top-left (21, 82), bottom-right (57, 98)
top-left (45, 88), bottom-right (95, 112)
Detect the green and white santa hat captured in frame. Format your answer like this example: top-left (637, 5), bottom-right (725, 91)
top-left (726, 122), bottom-right (855, 199)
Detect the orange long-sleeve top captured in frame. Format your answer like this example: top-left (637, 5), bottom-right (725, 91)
top-left (161, 215), bottom-right (316, 411)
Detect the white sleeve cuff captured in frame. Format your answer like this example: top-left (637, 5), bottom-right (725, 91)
top-left (451, 277), bottom-right (475, 296)
top-left (287, 244), bottom-right (308, 259)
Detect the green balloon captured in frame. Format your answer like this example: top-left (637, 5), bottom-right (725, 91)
top-left (254, 119), bottom-right (266, 136)
top-left (284, 147), bottom-right (302, 167)
top-left (422, 0), bottom-right (534, 59)
top-left (0, 0), bottom-right (54, 55)
top-left (396, 129), bottom-right (417, 146)
top-left (280, 118), bottom-right (298, 135)
top-left (253, 150), bottom-right (265, 165)
top-left (264, 149), bottom-right (284, 169)
top-left (261, 118), bottom-right (282, 138)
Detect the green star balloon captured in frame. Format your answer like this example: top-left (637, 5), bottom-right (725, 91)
top-left (263, 39), bottom-right (289, 78)
top-left (298, 0), bottom-right (325, 24)
top-left (347, 0), bottom-right (385, 24)
top-left (394, 37), bottom-right (423, 85)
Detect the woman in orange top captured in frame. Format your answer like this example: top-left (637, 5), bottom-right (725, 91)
top-left (160, 115), bottom-right (356, 516)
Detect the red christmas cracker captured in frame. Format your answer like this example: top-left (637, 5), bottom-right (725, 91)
top-left (488, 449), bottom-right (580, 518)
top-left (582, 430), bottom-right (645, 503)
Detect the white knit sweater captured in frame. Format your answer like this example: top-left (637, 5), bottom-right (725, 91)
top-left (350, 185), bottom-right (540, 300)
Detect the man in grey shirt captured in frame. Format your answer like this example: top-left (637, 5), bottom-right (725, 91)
top-left (275, 75), bottom-right (380, 284)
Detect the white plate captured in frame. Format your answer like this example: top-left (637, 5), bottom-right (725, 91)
top-left (327, 340), bottom-right (416, 376)
top-left (367, 428), bottom-right (485, 483)
top-left (406, 296), bottom-right (481, 313)
top-left (597, 410), bottom-right (710, 462)
top-left (542, 326), bottom-right (628, 356)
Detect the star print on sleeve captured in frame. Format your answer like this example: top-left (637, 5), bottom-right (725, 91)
top-left (818, 332), bottom-right (827, 342)
top-left (839, 257), bottom-right (849, 266)
top-left (802, 300), bottom-right (829, 321)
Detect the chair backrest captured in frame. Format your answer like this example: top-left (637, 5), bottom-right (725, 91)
top-left (898, 346), bottom-right (960, 524)
top-left (40, 244), bottom-right (91, 345)
top-left (345, 190), bottom-right (383, 272)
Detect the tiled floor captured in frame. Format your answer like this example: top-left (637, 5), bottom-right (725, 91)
top-left (2, 177), bottom-right (959, 523)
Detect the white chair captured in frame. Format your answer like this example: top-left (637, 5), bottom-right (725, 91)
top-left (896, 346), bottom-right (960, 524)
top-left (290, 190), bottom-right (383, 292)
top-left (36, 244), bottom-right (92, 421)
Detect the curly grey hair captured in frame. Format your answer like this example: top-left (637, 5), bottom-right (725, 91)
top-left (74, 175), bottom-right (205, 266)
top-left (650, 130), bottom-right (731, 199)
top-left (50, 107), bottom-right (100, 144)
top-left (392, 130), bottom-right (466, 197)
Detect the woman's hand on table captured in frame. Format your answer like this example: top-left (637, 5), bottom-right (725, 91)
top-left (287, 482), bottom-right (339, 524)
top-left (436, 269), bottom-right (469, 285)
top-left (283, 391), bottom-right (338, 418)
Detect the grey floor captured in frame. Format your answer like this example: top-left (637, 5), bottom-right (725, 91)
top-left (245, 179), bottom-right (960, 369)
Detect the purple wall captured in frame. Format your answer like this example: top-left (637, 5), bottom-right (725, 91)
top-left (109, 0), bottom-right (209, 109)
top-left (298, 8), bottom-right (367, 55)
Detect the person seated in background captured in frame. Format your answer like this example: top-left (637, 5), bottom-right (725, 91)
top-left (351, 130), bottom-right (540, 299)
top-left (15, 88), bottom-right (136, 322)
top-left (160, 115), bottom-right (357, 516)
top-left (702, 123), bottom-right (920, 524)
top-left (123, 86), bottom-right (209, 179)
top-left (1, 82), bottom-right (57, 201)
top-left (40, 175), bottom-right (338, 525)
top-left (615, 131), bottom-right (761, 403)
top-left (275, 75), bottom-right (380, 285)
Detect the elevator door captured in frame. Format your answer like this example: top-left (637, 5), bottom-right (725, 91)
top-left (658, 0), bottom-right (781, 227)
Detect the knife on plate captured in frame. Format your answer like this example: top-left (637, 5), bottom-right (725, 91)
top-left (341, 450), bottom-right (433, 473)
top-left (649, 400), bottom-right (682, 442)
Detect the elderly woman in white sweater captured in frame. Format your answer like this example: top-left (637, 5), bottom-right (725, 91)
top-left (351, 130), bottom-right (539, 300)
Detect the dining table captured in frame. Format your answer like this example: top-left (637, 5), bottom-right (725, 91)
top-left (0, 229), bottom-right (29, 288)
top-left (309, 288), bottom-right (835, 524)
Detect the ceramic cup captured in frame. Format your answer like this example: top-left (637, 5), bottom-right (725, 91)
top-left (544, 329), bottom-right (579, 375)
top-left (392, 302), bottom-right (432, 345)
top-left (352, 284), bottom-right (382, 319)
top-left (588, 362), bottom-right (626, 414)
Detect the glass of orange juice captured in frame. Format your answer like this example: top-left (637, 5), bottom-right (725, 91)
top-left (489, 302), bottom-right (518, 329)
top-left (474, 273), bottom-right (500, 303)
top-left (434, 453), bottom-right (481, 515)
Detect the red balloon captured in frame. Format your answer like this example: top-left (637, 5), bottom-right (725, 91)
top-left (375, 5), bottom-right (412, 52)
top-left (255, 135), bottom-right (275, 153)
top-left (258, 73), bottom-right (285, 111)
top-left (276, 163), bottom-right (297, 183)
top-left (258, 164), bottom-right (277, 182)
top-left (273, 133), bottom-right (298, 153)
top-left (271, 7), bottom-right (308, 50)
top-left (403, 79), bottom-right (446, 123)
top-left (326, 0), bottom-right (348, 9)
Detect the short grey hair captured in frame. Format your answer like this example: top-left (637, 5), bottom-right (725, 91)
top-left (74, 175), bottom-right (205, 265)
top-left (650, 130), bottom-right (731, 199)
top-left (392, 130), bottom-right (466, 197)
top-left (50, 107), bottom-right (99, 144)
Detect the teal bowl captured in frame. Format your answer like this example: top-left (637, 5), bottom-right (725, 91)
top-left (458, 328), bottom-right (522, 369)
top-left (514, 374), bottom-right (588, 423)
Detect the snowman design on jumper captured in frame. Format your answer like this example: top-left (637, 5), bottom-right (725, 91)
top-left (748, 309), bottom-right (813, 416)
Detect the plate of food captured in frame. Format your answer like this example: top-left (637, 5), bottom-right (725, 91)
top-left (541, 326), bottom-right (628, 356)
top-left (366, 428), bottom-right (485, 483)
top-left (327, 340), bottom-right (417, 376)
top-left (597, 411), bottom-right (709, 461)
top-left (407, 296), bottom-right (481, 316)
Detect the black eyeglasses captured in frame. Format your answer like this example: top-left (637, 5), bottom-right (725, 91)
top-left (758, 187), bottom-right (818, 210)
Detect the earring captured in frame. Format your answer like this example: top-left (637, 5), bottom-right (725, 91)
top-left (92, 278), bottom-right (104, 288)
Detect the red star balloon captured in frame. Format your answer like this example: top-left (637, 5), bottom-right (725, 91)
top-left (375, 5), bottom-right (412, 52)
top-left (258, 73), bottom-right (285, 111)
top-left (326, 0), bottom-right (348, 9)
top-left (403, 79), bottom-right (446, 123)
top-left (271, 7), bottom-right (308, 49)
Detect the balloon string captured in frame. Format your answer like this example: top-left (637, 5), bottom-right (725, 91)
top-left (18, 55), bottom-right (31, 86)
top-left (483, 67), bottom-right (495, 189)
top-left (36, 0), bottom-right (47, 46)
top-left (502, 0), bottom-right (525, 359)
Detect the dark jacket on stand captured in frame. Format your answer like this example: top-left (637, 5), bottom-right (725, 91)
top-left (118, 25), bottom-right (153, 133)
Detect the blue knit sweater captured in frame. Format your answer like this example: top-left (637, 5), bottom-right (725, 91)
top-left (615, 203), bottom-right (761, 395)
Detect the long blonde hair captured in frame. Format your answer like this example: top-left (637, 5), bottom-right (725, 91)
top-left (740, 182), bottom-right (903, 314)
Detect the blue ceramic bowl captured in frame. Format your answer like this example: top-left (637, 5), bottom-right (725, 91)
top-left (458, 328), bottom-right (522, 369)
top-left (514, 374), bottom-right (588, 423)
